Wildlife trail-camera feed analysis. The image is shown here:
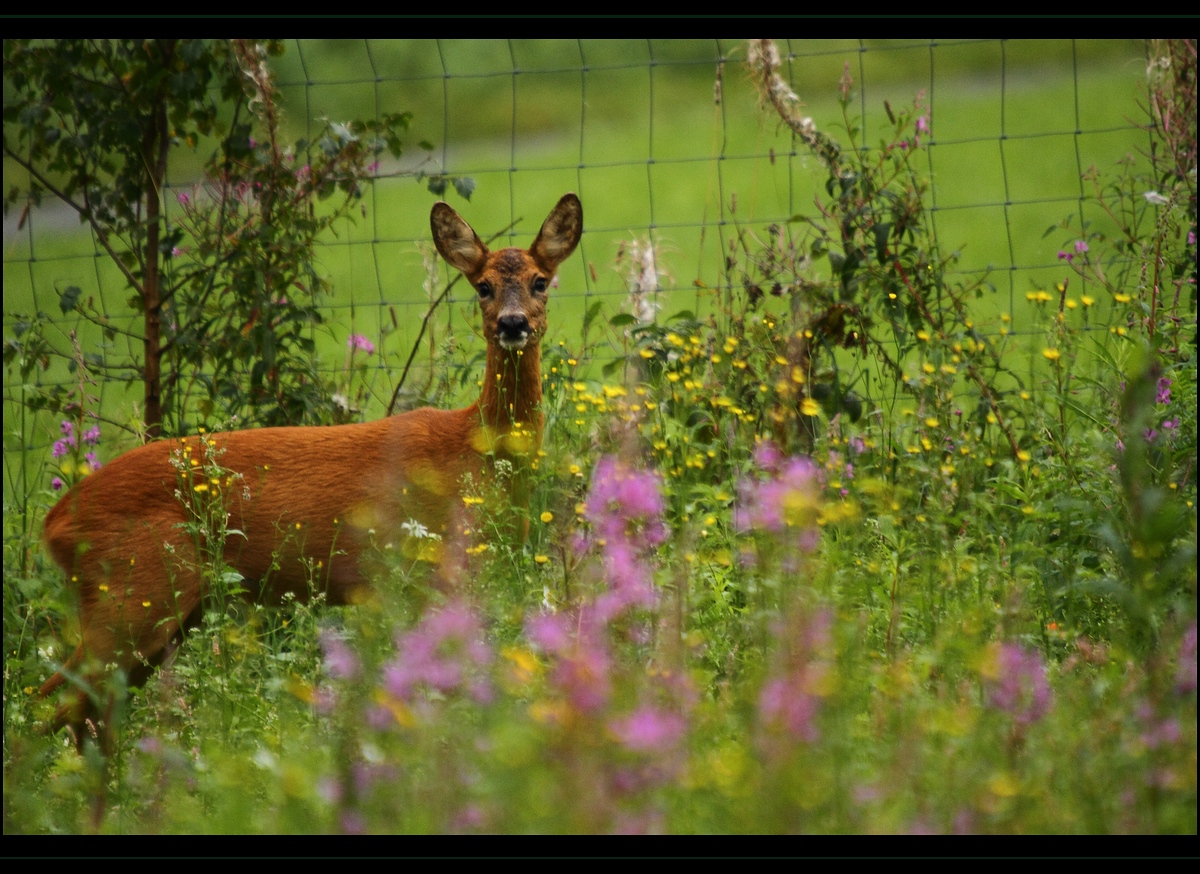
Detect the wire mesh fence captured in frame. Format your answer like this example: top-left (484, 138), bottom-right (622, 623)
top-left (3, 38), bottom-right (1157, 505)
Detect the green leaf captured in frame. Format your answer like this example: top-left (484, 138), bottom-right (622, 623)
top-left (58, 285), bottom-right (82, 315)
top-left (581, 300), bottom-right (604, 337)
top-left (452, 176), bottom-right (476, 201)
top-left (873, 222), bottom-right (892, 264)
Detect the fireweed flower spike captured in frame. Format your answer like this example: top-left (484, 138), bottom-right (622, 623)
top-left (758, 608), bottom-right (835, 746)
top-left (521, 458), bottom-right (670, 716)
top-left (526, 610), bottom-right (613, 714)
top-left (381, 600), bottom-right (494, 708)
top-left (734, 442), bottom-right (822, 554)
top-left (584, 457), bottom-right (669, 621)
top-left (319, 628), bottom-right (361, 682)
top-left (983, 642), bottom-right (1052, 726)
top-left (609, 705), bottom-right (688, 754)
top-left (586, 457), bottom-right (666, 536)
top-left (1156, 376), bottom-right (1172, 406)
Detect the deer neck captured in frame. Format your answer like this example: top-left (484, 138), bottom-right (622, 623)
top-left (477, 340), bottom-right (543, 453)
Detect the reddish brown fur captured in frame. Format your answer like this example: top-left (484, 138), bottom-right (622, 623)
top-left (39, 194), bottom-right (583, 751)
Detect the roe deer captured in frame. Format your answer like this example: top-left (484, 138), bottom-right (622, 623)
top-left (38, 193), bottom-right (583, 751)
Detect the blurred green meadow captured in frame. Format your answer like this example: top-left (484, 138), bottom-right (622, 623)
top-left (4, 40), bottom-right (1149, 455)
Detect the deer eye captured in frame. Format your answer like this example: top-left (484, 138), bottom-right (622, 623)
top-left (532, 277), bottom-right (548, 294)
top-left (476, 281), bottom-right (493, 299)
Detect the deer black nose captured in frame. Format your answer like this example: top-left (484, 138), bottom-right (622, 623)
top-left (497, 314), bottom-right (531, 344)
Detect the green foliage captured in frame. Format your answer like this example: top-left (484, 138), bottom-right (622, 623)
top-left (164, 107), bottom-right (396, 430)
top-left (3, 38), bottom-right (236, 222)
top-left (3, 39), bottom-right (452, 437)
top-left (4, 39), bottom-right (250, 436)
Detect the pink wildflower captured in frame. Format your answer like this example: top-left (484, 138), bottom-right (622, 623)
top-left (526, 610), bottom-right (613, 714)
top-left (734, 453), bottom-right (821, 550)
top-left (319, 629), bottom-right (361, 681)
top-left (1156, 376), bottom-right (1172, 405)
top-left (583, 457), bottom-right (668, 619)
top-left (984, 642), bottom-right (1052, 726)
top-left (609, 705), bottom-right (687, 754)
top-left (758, 609), bottom-right (833, 743)
top-left (381, 601), bottom-right (492, 705)
top-left (1176, 622), bottom-right (1196, 696)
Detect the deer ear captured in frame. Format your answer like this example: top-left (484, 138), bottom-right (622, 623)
top-left (431, 202), bottom-right (489, 276)
top-left (530, 193), bottom-right (582, 273)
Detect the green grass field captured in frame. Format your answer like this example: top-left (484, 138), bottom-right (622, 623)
top-left (3, 40), bottom-right (1151, 442)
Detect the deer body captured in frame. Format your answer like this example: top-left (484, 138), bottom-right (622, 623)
top-left (39, 194), bottom-right (582, 749)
